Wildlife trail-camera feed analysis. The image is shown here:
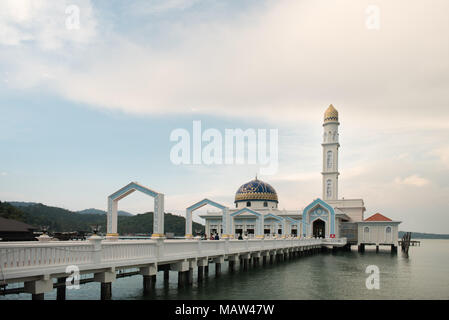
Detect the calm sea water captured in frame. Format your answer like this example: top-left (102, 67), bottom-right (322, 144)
top-left (2, 239), bottom-right (449, 300)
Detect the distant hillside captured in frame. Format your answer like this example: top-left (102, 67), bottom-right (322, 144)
top-left (7, 201), bottom-right (38, 207)
top-left (77, 208), bottom-right (133, 217)
top-left (3, 201), bottom-right (204, 236)
top-left (0, 201), bottom-right (26, 222)
top-left (399, 231), bottom-right (449, 239)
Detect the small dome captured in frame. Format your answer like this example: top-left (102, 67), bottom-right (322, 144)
top-left (235, 178), bottom-right (278, 203)
top-left (324, 104), bottom-right (338, 123)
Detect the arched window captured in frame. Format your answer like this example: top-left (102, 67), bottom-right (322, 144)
top-left (326, 179), bottom-right (332, 198)
top-left (263, 201), bottom-right (268, 207)
top-left (364, 226), bottom-right (370, 242)
top-left (324, 132), bottom-right (327, 142)
top-left (385, 226), bottom-right (392, 242)
top-left (327, 150), bottom-right (333, 169)
top-left (246, 201), bottom-right (251, 207)
top-left (328, 131), bottom-right (332, 141)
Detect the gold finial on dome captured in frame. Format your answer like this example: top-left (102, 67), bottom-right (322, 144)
top-left (324, 104), bottom-right (338, 123)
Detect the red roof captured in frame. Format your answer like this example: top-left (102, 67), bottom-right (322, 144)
top-left (364, 213), bottom-right (392, 222)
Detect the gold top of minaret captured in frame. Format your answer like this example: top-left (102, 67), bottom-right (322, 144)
top-left (324, 104), bottom-right (338, 123)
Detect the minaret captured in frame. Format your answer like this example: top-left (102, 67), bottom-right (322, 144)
top-left (322, 104), bottom-right (340, 201)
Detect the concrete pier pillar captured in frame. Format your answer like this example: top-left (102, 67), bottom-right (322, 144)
top-left (253, 257), bottom-right (259, 267)
top-left (198, 266), bottom-right (204, 281)
top-left (56, 277), bottom-right (66, 301)
top-left (24, 277), bottom-right (53, 301)
top-left (358, 244), bottom-right (365, 253)
top-left (143, 275), bottom-right (156, 294)
top-left (197, 258), bottom-right (208, 281)
top-left (277, 253), bottom-right (283, 262)
top-left (229, 261), bottom-right (235, 273)
top-left (170, 261), bottom-right (190, 288)
top-left (140, 264), bottom-right (157, 294)
top-left (243, 258), bottom-right (249, 271)
top-left (391, 245), bottom-right (397, 254)
top-left (164, 269), bottom-right (170, 282)
top-left (188, 268), bottom-right (194, 284)
top-left (178, 271), bottom-right (188, 288)
top-left (204, 265), bottom-right (209, 276)
top-left (269, 254), bottom-right (274, 264)
top-left (32, 293), bottom-right (45, 300)
top-left (94, 269), bottom-right (116, 300)
top-left (262, 256), bottom-right (267, 265)
top-left (101, 282), bottom-right (112, 300)
top-left (376, 245), bottom-right (379, 253)
top-left (228, 255), bottom-right (240, 272)
top-left (234, 258), bottom-right (241, 271)
top-left (215, 263), bottom-right (221, 276)
top-left (214, 256), bottom-right (224, 277)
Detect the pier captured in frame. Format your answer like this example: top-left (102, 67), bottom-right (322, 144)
top-left (398, 240), bottom-right (420, 247)
top-left (0, 237), bottom-right (346, 300)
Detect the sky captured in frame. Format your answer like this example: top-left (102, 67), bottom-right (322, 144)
top-left (0, 0), bottom-right (448, 233)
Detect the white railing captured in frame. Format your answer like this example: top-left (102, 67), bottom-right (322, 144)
top-left (321, 237), bottom-right (347, 245)
top-left (0, 241), bottom-right (95, 270)
top-left (0, 237), bottom-right (344, 282)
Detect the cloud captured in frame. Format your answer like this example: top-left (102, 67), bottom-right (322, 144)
top-left (271, 171), bottom-right (318, 182)
top-left (432, 147), bottom-right (449, 168)
top-left (2, 0), bottom-right (449, 128)
top-left (395, 175), bottom-right (430, 187)
top-left (129, 0), bottom-right (201, 14)
top-left (2, 0), bottom-right (449, 234)
top-left (0, 172), bottom-right (7, 176)
top-left (0, 0), bottom-right (97, 50)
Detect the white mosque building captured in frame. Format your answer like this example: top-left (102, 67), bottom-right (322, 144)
top-left (199, 105), bottom-right (400, 249)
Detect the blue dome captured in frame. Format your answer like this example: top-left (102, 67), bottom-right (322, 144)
top-left (235, 178), bottom-right (278, 203)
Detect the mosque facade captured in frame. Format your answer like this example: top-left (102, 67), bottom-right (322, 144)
top-left (200, 105), bottom-right (400, 247)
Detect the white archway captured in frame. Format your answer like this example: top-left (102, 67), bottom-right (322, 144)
top-left (107, 182), bottom-right (165, 239)
top-left (185, 199), bottom-right (229, 239)
top-left (230, 208), bottom-right (264, 238)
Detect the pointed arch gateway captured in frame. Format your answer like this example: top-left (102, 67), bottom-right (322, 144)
top-left (186, 199), bottom-right (230, 238)
top-left (302, 198), bottom-right (335, 238)
top-left (107, 182), bottom-right (165, 239)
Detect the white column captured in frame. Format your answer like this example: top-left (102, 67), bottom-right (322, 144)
top-left (106, 198), bottom-right (119, 239)
top-left (256, 215), bottom-right (264, 238)
top-left (185, 209), bottom-right (193, 238)
top-left (152, 193), bottom-right (165, 238)
top-left (222, 208), bottom-right (231, 238)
